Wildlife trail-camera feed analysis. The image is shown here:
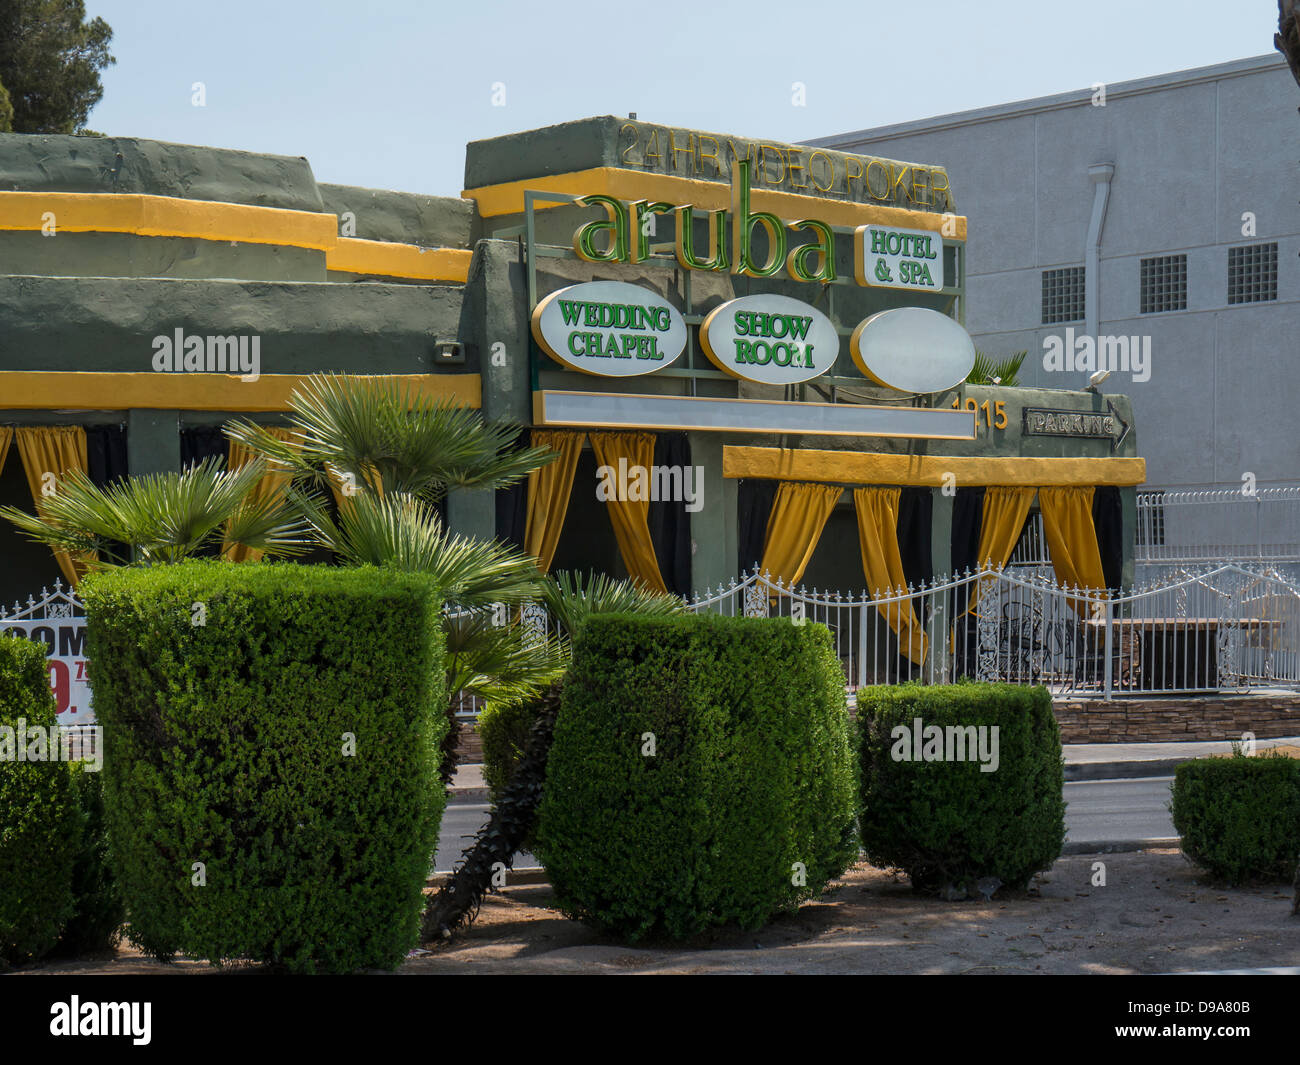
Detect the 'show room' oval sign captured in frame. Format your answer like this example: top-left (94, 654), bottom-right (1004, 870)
top-left (531, 281), bottom-right (687, 377)
top-left (850, 306), bottom-right (976, 394)
top-left (699, 295), bottom-right (838, 386)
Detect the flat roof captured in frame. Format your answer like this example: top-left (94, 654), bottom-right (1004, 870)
top-left (810, 54), bottom-right (1288, 147)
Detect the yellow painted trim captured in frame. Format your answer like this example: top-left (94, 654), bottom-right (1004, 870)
top-left (326, 239), bottom-right (472, 282)
top-left (0, 372), bottom-right (481, 412)
top-left (0, 192), bottom-right (473, 282)
top-left (723, 446), bottom-right (1146, 487)
top-left (463, 167), bottom-right (967, 239)
top-left (0, 191), bottom-right (337, 250)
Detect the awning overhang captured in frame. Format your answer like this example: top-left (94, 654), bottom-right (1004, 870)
top-left (532, 390), bottom-right (977, 439)
top-left (723, 445), bottom-right (1147, 486)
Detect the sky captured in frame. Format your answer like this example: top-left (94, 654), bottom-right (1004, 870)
top-left (87, 0), bottom-right (1282, 198)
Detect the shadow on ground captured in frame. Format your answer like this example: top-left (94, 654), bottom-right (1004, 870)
top-left (14, 850), bottom-right (1299, 975)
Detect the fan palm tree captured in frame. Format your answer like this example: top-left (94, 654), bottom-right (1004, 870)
top-left (291, 488), bottom-right (544, 609)
top-left (966, 349), bottom-right (1027, 386)
top-left (3, 374), bottom-right (563, 786)
top-left (0, 456), bottom-right (311, 568)
top-left (539, 569), bottom-right (689, 631)
top-left (225, 372), bottom-right (554, 504)
top-left (226, 375), bottom-right (562, 783)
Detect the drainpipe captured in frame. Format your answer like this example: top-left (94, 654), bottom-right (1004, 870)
top-left (1085, 163), bottom-right (1115, 346)
top-left (1086, 163), bottom-right (1119, 663)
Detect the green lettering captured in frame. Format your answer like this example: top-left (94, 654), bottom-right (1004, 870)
top-left (786, 219), bottom-right (837, 282)
top-left (675, 204), bottom-right (729, 271)
top-left (573, 195), bottom-right (630, 263)
top-left (730, 160), bottom-right (785, 278)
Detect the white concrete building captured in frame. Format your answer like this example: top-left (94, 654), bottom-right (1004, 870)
top-left (813, 55), bottom-right (1299, 503)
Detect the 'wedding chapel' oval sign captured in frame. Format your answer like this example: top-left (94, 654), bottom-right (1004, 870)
top-left (530, 281), bottom-right (687, 377)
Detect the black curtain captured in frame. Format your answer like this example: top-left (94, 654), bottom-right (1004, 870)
top-left (85, 425), bottom-right (130, 565)
top-left (495, 430), bottom-right (529, 551)
top-left (648, 432), bottom-right (692, 597)
top-left (180, 425), bottom-right (228, 470)
top-left (1093, 485), bottom-right (1124, 591)
top-left (950, 486), bottom-right (986, 576)
top-left (950, 486), bottom-right (987, 679)
top-left (85, 426), bottom-right (128, 487)
top-left (178, 426), bottom-right (230, 559)
top-left (737, 478), bottom-right (777, 576)
top-left (896, 487), bottom-right (934, 589)
top-left (895, 487), bottom-right (934, 641)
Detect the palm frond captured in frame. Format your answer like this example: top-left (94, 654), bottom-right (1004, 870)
top-left (541, 569), bottom-right (687, 637)
top-left (325, 491), bottom-right (544, 607)
top-left (220, 494), bottom-right (316, 561)
top-left (231, 373), bottom-right (556, 501)
top-left (0, 458), bottom-right (312, 566)
top-left (966, 349), bottom-right (1027, 387)
top-left (966, 351), bottom-right (994, 385)
top-left (443, 612), bottom-right (568, 706)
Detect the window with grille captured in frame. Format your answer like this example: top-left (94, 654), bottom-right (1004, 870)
top-left (1041, 266), bottom-right (1085, 324)
top-left (1227, 242), bottom-right (1278, 304)
top-left (1139, 254), bottom-right (1187, 313)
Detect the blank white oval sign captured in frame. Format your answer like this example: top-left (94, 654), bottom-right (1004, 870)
top-left (850, 307), bottom-right (976, 393)
top-left (531, 281), bottom-right (686, 377)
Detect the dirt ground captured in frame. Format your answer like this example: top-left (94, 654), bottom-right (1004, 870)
top-left (15, 848), bottom-right (1300, 975)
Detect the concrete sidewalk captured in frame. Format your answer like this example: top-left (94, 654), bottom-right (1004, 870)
top-left (448, 762), bottom-right (488, 803)
top-left (1063, 735), bottom-right (1300, 780)
top-left (445, 735), bottom-right (1300, 803)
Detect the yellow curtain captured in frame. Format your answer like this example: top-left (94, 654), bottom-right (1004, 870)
top-left (1040, 485), bottom-right (1108, 599)
top-left (524, 429), bottom-right (585, 574)
top-left (589, 431), bottom-right (668, 594)
top-left (0, 427), bottom-right (11, 477)
top-left (14, 426), bottom-right (91, 587)
top-left (969, 485), bottom-right (1036, 615)
top-left (854, 487), bottom-right (926, 665)
top-left (223, 427), bottom-right (302, 563)
top-left (976, 486), bottom-right (1036, 570)
top-left (759, 481), bottom-right (843, 587)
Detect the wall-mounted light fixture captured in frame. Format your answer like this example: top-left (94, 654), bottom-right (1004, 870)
top-left (433, 340), bottom-right (464, 366)
top-left (1086, 369), bottom-right (1112, 393)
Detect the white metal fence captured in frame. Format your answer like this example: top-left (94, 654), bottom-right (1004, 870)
top-left (999, 484), bottom-right (1300, 576)
top-left (0, 580), bottom-right (99, 755)
top-left (685, 563), bottom-right (1300, 700)
top-left (16, 563), bottom-right (1299, 727)
top-left (1137, 484), bottom-right (1300, 564)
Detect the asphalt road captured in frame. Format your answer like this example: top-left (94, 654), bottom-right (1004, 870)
top-left (1062, 776), bottom-right (1176, 844)
top-left (433, 777), bottom-right (1179, 873)
top-left (435, 804), bottom-right (530, 874)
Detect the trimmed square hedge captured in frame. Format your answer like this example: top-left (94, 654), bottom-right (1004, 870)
top-left (1171, 751), bottom-right (1300, 884)
top-left (857, 682), bottom-right (1065, 895)
top-left (82, 561), bottom-right (446, 973)
top-left (0, 635), bottom-right (80, 967)
top-left (536, 613), bottom-right (858, 941)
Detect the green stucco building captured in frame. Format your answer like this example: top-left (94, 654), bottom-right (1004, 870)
top-left (0, 116), bottom-right (1143, 612)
